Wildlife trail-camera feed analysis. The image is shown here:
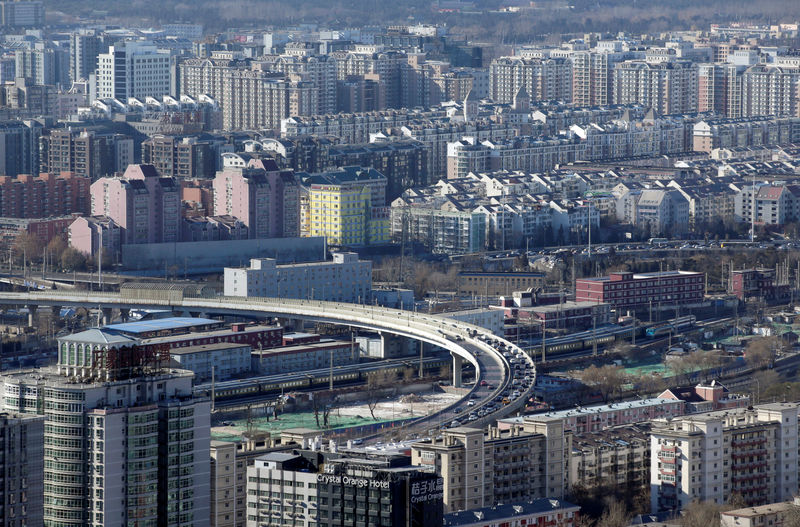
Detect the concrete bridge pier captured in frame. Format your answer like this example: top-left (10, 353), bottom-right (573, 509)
top-left (101, 308), bottom-right (113, 326)
top-left (50, 305), bottom-right (60, 318)
top-left (120, 308), bottom-right (130, 322)
top-left (452, 353), bottom-right (463, 388)
top-left (26, 305), bottom-right (37, 327)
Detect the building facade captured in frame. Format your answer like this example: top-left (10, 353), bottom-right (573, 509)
top-left (575, 271), bottom-right (705, 310)
top-left (96, 41), bottom-right (171, 100)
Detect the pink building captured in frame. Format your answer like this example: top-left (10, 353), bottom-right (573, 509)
top-left (68, 215), bottom-right (122, 257)
top-left (213, 158), bottom-right (299, 239)
top-left (90, 164), bottom-right (180, 245)
top-left (659, 380), bottom-right (750, 413)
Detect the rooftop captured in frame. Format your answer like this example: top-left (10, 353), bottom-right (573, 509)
top-left (444, 499), bottom-right (580, 526)
top-left (104, 317), bottom-right (221, 335)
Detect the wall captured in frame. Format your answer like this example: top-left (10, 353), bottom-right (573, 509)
top-left (120, 236), bottom-right (327, 274)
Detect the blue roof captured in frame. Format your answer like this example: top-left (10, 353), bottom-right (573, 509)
top-left (103, 317), bottom-right (221, 334)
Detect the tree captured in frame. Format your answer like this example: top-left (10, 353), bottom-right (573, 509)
top-left (597, 498), bottom-right (631, 527)
top-left (579, 365), bottom-right (627, 403)
top-left (753, 369), bottom-right (781, 403)
top-left (745, 337), bottom-right (777, 368)
top-left (609, 342), bottom-right (636, 363)
top-left (12, 232), bottom-right (44, 266)
top-left (681, 500), bottom-right (736, 527)
top-left (403, 367), bottom-right (415, 383)
top-left (60, 248), bottom-right (88, 271)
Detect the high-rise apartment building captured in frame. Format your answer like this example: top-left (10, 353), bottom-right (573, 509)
top-left (301, 166), bottom-right (389, 246)
top-left (0, 335), bottom-right (211, 527)
top-left (613, 61), bottom-right (698, 115)
top-left (697, 63), bottom-right (742, 117)
top-left (0, 0), bottom-right (43, 27)
top-left (570, 51), bottom-right (614, 107)
top-left (0, 412), bottom-right (44, 527)
top-left (212, 159), bottom-right (299, 239)
top-left (221, 69), bottom-right (317, 130)
top-left (261, 53), bottom-right (337, 115)
top-left (490, 57), bottom-right (573, 104)
top-left (650, 403), bottom-right (800, 513)
top-left (0, 119), bottom-right (42, 177)
top-left (740, 65), bottom-right (800, 118)
top-left (141, 135), bottom-right (225, 180)
top-left (15, 43), bottom-right (69, 87)
top-left (96, 41), bottom-right (171, 100)
top-left (90, 164), bottom-right (180, 245)
top-left (411, 421), bottom-right (567, 514)
top-left (70, 30), bottom-right (106, 82)
top-left (40, 129), bottom-right (133, 179)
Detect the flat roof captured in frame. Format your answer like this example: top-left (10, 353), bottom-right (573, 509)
top-left (104, 317), bottom-right (221, 334)
top-left (500, 398), bottom-right (682, 425)
top-left (171, 342), bottom-right (252, 355)
top-left (142, 324), bottom-right (281, 345)
top-left (578, 270), bottom-right (702, 283)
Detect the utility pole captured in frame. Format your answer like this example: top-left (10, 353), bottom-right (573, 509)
top-left (329, 349), bottom-right (333, 391)
top-left (211, 366), bottom-right (215, 413)
top-left (592, 313), bottom-right (597, 356)
top-left (541, 319), bottom-right (546, 363)
top-left (419, 340), bottom-right (424, 378)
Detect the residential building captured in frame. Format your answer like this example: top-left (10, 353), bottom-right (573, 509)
top-left (89, 164), bottom-right (181, 245)
top-left (729, 268), bottom-right (791, 303)
top-left (411, 422), bottom-right (567, 513)
top-left (301, 166), bottom-right (389, 246)
top-left (96, 41), bottom-right (171, 100)
top-left (734, 184), bottom-right (800, 227)
top-left (569, 425), bottom-right (650, 494)
top-left (650, 403), bottom-right (800, 512)
top-left (0, 358), bottom-right (211, 527)
top-left (15, 43), bottom-right (68, 87)
top-left (443, 499), bottom-right (581, 527)
top-left (740, 65), bottom-right (800, 118)
top-left (721, 499), bottom-right (800, 527)
top-left (0, 412), bottom-right (44, 527)
top-left (68, 215), bottom-right (122, 257)
top-left (0, 171), bottom-right (89, 218)
top-left (392, 206), bottom-right (486, 255)
top-left (224, 252), bottom-right (371, 303)
top-left (575, 271), bottom-right (705, 310)
top-left (692, 117), bottom-right (800, 152)
top-left (221, 69), bottom-right (316, 131)
top-left (246, 453), bottom-right (319, 527)
top-left (212, 159), bottom-right (300, 239)
top-left (500, 399), bottom-right (685, 435)
top-left (70, 29), bottom-right (105, 82)
top-left (170, 342), bottom-right (251, 382)
top-left (658, 381), bottom-right (751, 414)
top-left (142, 135), bottom-right (227, 180)
top-left (635, 189), bottom-right (690, 236)
top-left (489, 56), bottom-right (573, 104)
top-left (0, 119), bottom-right (41, 177)
top-left (613, 61), bottom-right (698, 115)
top-left (40, 129), bottom-right (133, 179)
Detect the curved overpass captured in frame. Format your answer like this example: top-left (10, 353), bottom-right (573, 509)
top-left (0, 291), bottom-right (536, 438)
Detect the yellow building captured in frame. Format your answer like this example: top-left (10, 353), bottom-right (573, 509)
top-left (302, 167), bottom-right (390, 246)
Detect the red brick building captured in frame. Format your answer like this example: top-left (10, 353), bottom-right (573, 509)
top-left (575, 270), bottom-right (705, 310)
top-left (0, 172), bottom-right (90, 218)
top-left (729, 268), bottom-right (790, 302)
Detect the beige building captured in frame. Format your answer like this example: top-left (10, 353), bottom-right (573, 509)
top-left (411, 420), bottom-right (568, 513)
top-left (721, 498), bottom-right (800, 527)
top-left (457, 271), bottom-right (546, 298)
top-left (650, 403), bottom-right (800, 513)
top-left (568, 425), bottom-right (650, 492)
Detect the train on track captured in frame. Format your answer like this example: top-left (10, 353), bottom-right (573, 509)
top-left (525, 324), bottom-right (637, 359)
top-left (646, 315), bottom-right (697, 338)
top-left (193, 356), bottom-right (451, 402)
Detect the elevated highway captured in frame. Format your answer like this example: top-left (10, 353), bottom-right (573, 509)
top-left (0, 290), bottom-right (536, 438)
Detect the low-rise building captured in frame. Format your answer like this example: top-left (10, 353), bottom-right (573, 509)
top-left (458, 272), bottom-right (546, 298)
top-left (720, 499), bottom-right (800, 527)
top-left (575, 271), bottom-right (705, 311)
top-left (170, 342), bottom-right (252, 382)
top-left (729, 268), bottom-right (791, 303)
top-left (224, 252), bottom-right (372, 303)
top-left (251, 336), bottom-right (356, 375)
top-left (658, 381), bottom-right (750, 414)
top-left (444, 499), bottom-right (581, 527)
top-left (499, 398), bottom-right (686, 435)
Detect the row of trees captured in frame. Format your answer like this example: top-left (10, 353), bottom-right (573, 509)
top-left (9, 233), bottom-right (94, 273)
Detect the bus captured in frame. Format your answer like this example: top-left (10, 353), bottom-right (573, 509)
top-left (648, 237), bottom-right (669, 246)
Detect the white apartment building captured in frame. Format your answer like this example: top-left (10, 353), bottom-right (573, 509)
top-left (650, 403), bottom-right (800, 513)
top-left (0, 367), bottom-right (211, 527)
top-left (246, 453), bottom-right (319, 527)
top-left (96, 41), bottom-right (171, 100)
top-left (613, 60), bottom-right (698, 115)
top-left (224, 252), bottom-right (372, 303)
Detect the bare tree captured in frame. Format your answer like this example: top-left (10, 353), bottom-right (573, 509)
top-left (745, 336), bottom-right (778, 368)
top-left (681, 500), bottom-right (734, 527)
top-left (579, 365), bottom-right (627, 403)
top-left (597, 498), bottom-right (631, 527)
